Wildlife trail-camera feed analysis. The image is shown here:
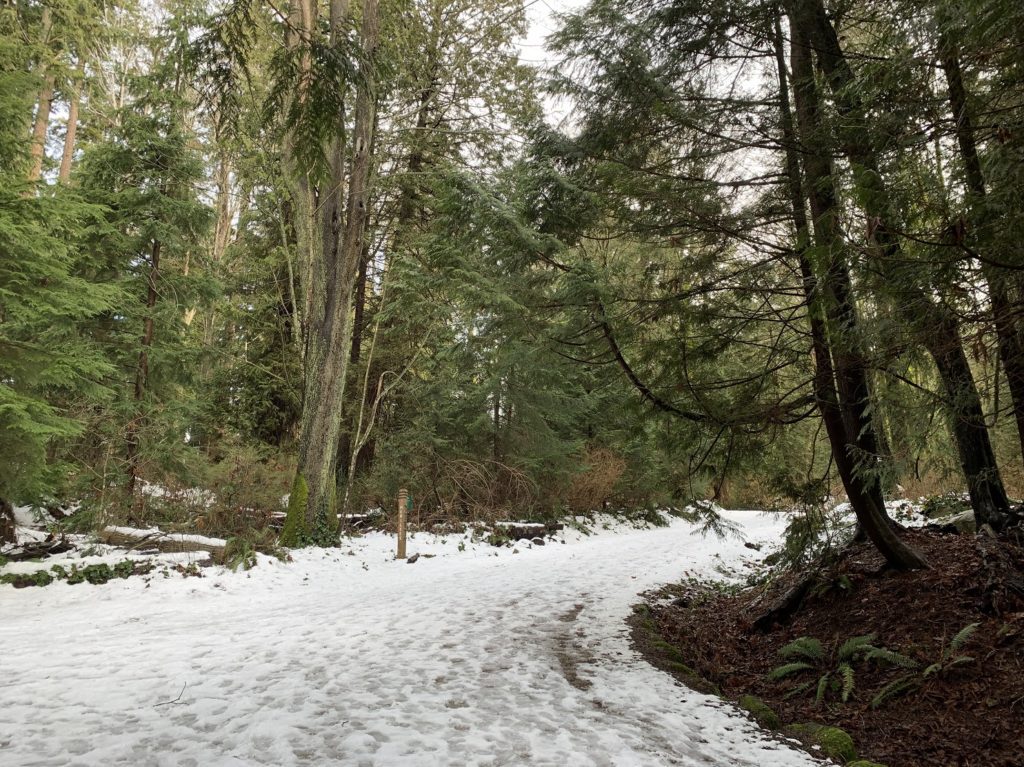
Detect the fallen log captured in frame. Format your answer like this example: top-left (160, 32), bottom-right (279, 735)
top-left (1, 537), bottom-right (75, 562)
top-left (748, 574), bottom-right (816, 632)
top-left (99, 526), bottom-right (226, 557)
top-left (490, 521), bottom-right (565, 545)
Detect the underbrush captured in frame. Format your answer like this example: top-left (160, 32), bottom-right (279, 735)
top-left (633, 528), bottom-right (1024, 767)
top-left (53, 445), bottom-right (293, 552)
top-left (0, 558), bottom-right (204, 588)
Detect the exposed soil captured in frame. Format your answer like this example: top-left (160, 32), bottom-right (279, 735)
top-left (633, 528), bottom-right (1024, 767)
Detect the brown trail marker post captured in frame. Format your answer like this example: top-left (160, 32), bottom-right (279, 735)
top-left (397, 488), bottom-right (408, 559)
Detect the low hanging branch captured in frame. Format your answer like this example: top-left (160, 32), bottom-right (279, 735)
top-left (596, 300), bottom-right (816, 427)
top-left (595, 301), bottom-right (707, 422)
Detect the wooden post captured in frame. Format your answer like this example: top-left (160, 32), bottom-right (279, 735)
top-left (397, 487), bottom-right (407, 559)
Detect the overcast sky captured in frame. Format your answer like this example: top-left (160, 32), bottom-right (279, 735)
top-left (517, 0), bottom-right (588, 126)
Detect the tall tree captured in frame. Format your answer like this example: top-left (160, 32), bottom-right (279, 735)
top-left (788, 0), bottom-right (1012, 529)
top-left (279, 0), bottom-right (381, 545)
top-left (778, 11), bottom-right (925, 567)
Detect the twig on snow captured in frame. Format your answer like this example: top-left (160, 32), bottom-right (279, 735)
top-left (154, 682), bottom-right (187, 707)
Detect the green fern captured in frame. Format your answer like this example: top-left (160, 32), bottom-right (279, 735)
top-left (864, 646), bottom-right (919, 669)
top-left (839, 663), bottom-right (855, 702)
top-left (837, 634), bottom-right (876, 661)
top-left (928, 622), bottom-right (979, 675)
top-left (814, 673), bottom-right (830, 705)
top-left (768, 661), bottom-right (815, 680)
top-left (768, 631), bottom-right (917, 706)
top-left (950, 622), bottom-right (979, 654)
top-left (871, 674), bottom-right (920, 708)
top-left (871, 623), bottom-right (981, 708)
top-left (784, 679), bottom-right (817, 699)
top-left (779, 636), bottom-right (825, 661)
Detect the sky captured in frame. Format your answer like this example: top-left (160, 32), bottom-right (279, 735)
top-left (517, 0), bottom-right (589, 126)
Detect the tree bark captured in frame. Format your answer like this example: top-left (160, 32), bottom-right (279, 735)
top-left (0, 499), bottom-right (15, 545)
top-left (291, 0), bottom-right (380, 544)
top-left (27, 8), bottom-right (54, 183)
top-left (28, 75), bottom-right (55, 183)
top-left (58, 63), bottom-right (83, 183)
top-left (337, 68), bottom-right (434, 487)
top-left (792, 0), bottom-right (1010, 530)
top-left (779, 14), bottom-right (926, 569)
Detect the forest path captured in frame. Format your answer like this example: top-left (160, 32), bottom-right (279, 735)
top-left (1, 512), bottom-right (823, 766)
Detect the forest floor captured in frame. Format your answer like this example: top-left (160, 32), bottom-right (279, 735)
top-left (0, 510), bottom-right (827, 767)
top-left (636, 525), bottom-right (1024, 767)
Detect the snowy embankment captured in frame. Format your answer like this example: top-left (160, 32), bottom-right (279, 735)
top-left (0, 511), bottom-right (826, 767)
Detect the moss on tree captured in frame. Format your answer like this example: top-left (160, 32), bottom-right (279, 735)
top-left (280, 472), bottom-right (308, 547)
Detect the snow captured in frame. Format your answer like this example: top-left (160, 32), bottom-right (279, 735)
top-left (0, 511), bottom-right (827, 766)
top-left (494, 521), bottom-right (546, 528)
top-left (11, 504), bottom-right (39, 527)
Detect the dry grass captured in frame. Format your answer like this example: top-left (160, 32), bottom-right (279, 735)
top-left (565, 447), bottom-right (626, 513)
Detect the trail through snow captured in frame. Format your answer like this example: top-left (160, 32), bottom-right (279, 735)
top-left (1, 512), bottom-right (824, 767)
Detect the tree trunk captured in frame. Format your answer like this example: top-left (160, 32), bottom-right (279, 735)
top-left (0, 499), bottom-right (15, 545)
top-left (793, 0), bottom-right (1011, 530)
top-left (337, 72), bottom-right (434, 488)
top-left (58, 63), bottom-right (83, 183)
top-left (939, 34), bottom-right (1024, 464)
top-left (493, 386), bottom-right (501, 463)
top-left (779, 15), bottom-right (926, 569)
top-left (125, 239), bottom-right (162, 496)
top-left (28, 75), bottom-right (55, 183)
top-left (290, 0), bottom-right (380, 545)
top-left (27, 8), bottom-right (54, 183)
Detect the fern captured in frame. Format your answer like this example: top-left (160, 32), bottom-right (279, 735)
top-left (929, 622), bottom-right (980, 674)
top-left (871, 623), bottom-right (981, 708)
top-left (865, 647), bottom-right (919, 669)
top-left (949, 623), bottom-right (979, 654)
top-left (779, 636), bottom-right (825, 661)
top-left (784, 679), bottom-right (817, 699)
top-left (769, 631), bottom-right (919, 706)
top-left (838, 634), bottom-right (876, 660)
top-left (839, 663), bottom-right (855, 702)
top-left (945, 655), bottom-right (975, 669)
top-left (768, 661), bottom-right (815, 680)
top-left (871, 674), bottom-right (920, 708)
top-left (814, 673), bottom-right (830, 706)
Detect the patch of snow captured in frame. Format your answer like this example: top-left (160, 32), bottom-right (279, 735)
top-left (494, 521), bottom-right (547, 528)
top-left (11, 504), bottom-right (40, 527)
top-left (0, 510), bottom-right (826, 766)
top-left (138, 481), bottom-right (215, 507)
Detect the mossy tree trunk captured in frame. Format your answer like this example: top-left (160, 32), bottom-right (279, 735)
top-left (283, 0), bottom-right (381, 545)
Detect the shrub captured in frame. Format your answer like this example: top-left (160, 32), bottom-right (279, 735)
top-left (565, 447), bottom-right (626, 512)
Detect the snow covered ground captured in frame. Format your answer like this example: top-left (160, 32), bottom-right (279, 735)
top-left (1, 511), bottom-right (826, 767)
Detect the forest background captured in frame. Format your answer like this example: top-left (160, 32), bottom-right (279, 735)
top-left (2, 0), bottom-right (1022, 564)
